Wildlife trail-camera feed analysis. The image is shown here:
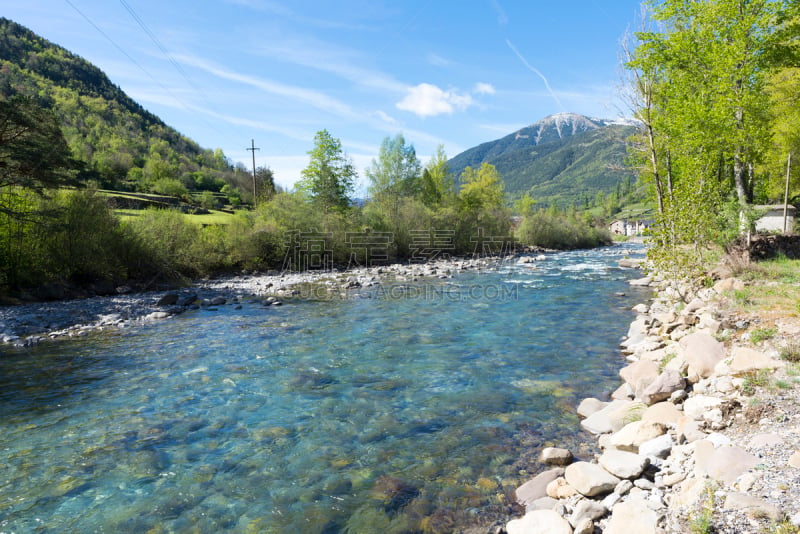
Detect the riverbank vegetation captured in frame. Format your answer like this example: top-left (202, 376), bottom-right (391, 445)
top-left (623, 0), bottom-right (800, 274)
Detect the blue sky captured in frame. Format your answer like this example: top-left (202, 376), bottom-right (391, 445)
top-left (4, 0), bottom-right (643, 191)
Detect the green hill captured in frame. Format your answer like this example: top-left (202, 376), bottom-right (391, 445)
top-left (0, 17), bottom-right (255, 202)
top-left (448, 113), bottom-right (639, 208)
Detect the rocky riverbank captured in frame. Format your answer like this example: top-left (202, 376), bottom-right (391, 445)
top-left (504, 267), bottom-right (800, 533)
top-left (0, 256), bottom-right (502, 347)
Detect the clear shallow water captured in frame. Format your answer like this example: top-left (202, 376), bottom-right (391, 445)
top-left (0, 245), bottom-right (649, 533)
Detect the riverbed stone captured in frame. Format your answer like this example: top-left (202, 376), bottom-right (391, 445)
top-left (546, 477), bottom-right (578, 499)
top-left (609, 420), bottom-right (667, 452)
top-left (605, 499), bottom-right (659, 534)
top-left (619, 360), bottom-right (660, 399)
top-left (505, 509), bottom-right (572, 534)
top-left (598, 449), bottom-right (649, 479)
top-left (679, 332), bottom-right (726, 381)
top-left (564, 461), bottom-right (620, 497)
top-left (639, 433), bottom-right (673, 459)
top-left (640, 369), bottom-right (686, 405)
top-left (723, 492), bottom-right (781, 520)
top-left (694, 440), bottom-right (759, 485)
top-left (641, 401), bottom-right (682, 427)
top-left (728, 346), bottom-right (784, 374)
top-left (540, 447), bottom-right (573, 466)
top-left (675, 416), bottom-right (707, 443)
top-left (577, 397), bottom-right (607, 418)
top-left (683, 395), bottom-right (723, 420)
top-left (515, 468), bottom-right (565, 508)
top-left (580, 399), bottom-right (641, 435)
top-left (157, 293), bottom-right (179, 306)
top-left (568, 499), bottom-right (607, 527)
top-left (788, 451), bottom-right (800, 468)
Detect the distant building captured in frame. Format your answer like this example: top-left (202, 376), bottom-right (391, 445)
top-left (753, 204), bottom-right (796, 234)
top-left (610, 219), bottom-right (653, 236)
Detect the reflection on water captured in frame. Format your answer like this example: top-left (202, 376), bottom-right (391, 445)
top-left (0, 246), bottom-right (649, 533)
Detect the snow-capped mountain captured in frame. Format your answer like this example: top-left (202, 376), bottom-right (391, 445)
top-left (448, 113), bottom-right (639, 206)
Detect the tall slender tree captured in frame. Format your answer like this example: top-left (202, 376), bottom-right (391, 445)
top-left (297, 129), bottom-right (356, 213)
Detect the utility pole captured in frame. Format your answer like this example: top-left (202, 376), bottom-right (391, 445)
top-left (246, 139), bottom-right (260, 204)
top-left (784, 152), bottom-right (792, 234)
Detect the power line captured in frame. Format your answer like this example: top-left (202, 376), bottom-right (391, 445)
top-left (117, 0), bottom-right (222, 125)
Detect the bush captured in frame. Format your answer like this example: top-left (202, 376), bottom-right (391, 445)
top-left (151, 177), bottom-right (189, 199)
top-left (516, 210), bottom-right (612, 249)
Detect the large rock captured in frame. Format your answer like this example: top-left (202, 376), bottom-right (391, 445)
top-left (577, 397), bottom-right (607, 418)
top-left (679, 332), bottom-right (726, 381)
top-left (638, 433), bottom-right (673, 459)
top-left (675, 416), bottom-right (707, 443)
top-left (641, 401), bottom-right (683, 427)
top-left (605, 499), bottom-right (659, 534)
top-left (694, 440), bottom-right (759, 485)
top-left (609, 420), bottom-right (667, 453)
top-left (580, 400), bottom-right (642, 435)
top-left (569, 499), bottom-right (607, 527)
top-left (515, 468), bottom-right (565, 508)
top-left (540, 447), bottom-right (573, 466)
top-left (723, 492), bottom-right (781, 520)
top-left (546, 477), bottom-right (578, 499)
top-left (728, 346), bottom-right (785, 374)
top-left (506, 509), bottom-right (573, 534)
top-left (621, 317), bottom-right (649, 351)
top-left (564, 461), bottom-right (620, 497)
top-left (640, 369), bottom-right (686, 405)
top-left (683, 395), bottom-right (723, 420)
top-left (619, 360), bottom-right (661, 399)
top-left (598, 449), bottom-right (649, 479)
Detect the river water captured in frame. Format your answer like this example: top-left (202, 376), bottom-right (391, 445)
top-left (0, 245), bottom-right (649, 533)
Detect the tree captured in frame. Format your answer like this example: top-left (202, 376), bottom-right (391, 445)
top-left (366, 134), bottom-right (422, 202)
top-left (624, 0), bottom-right (789, 263)
top-left (458, 163), bottom-right (505, 211)
top-left (255, 165), bottom-right (276, 203)
top-left (0, 95), bottom-right (77, 217)
top-left (297, 129), bottom-right (356, 213)
top-left (419, 144), bottom-right (452, 207)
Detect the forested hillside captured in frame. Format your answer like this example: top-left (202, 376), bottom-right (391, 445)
top-left (448, 113), bottom-right (638, 208)
top-left (0, 17), bottom-right (261, 204)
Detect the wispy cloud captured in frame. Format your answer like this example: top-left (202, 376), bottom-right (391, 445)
top-left (474, 82), bottom-right (496, 95)
top-left (505, 39), bottom-right (566, 111)
top-left (489, 0), bottom-right (509, 26)
top-left (427, 53), bottom-right (450, 67)
top-left (174, 54), bottom-right (357, 119)
top-left (479, 123), bottom-right (527, 135)
top-left (252, 39), bottom-right (406, 94)
top-left (396, 83), bottom-right (473, 118)
top-left (223, 0), bottom-right (375, 31)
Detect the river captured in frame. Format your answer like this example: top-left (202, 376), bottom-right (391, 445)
top-left (0, 245), bottom-right (649, 533)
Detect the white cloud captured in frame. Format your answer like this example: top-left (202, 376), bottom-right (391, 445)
top-left (427, 53), bottom-right (450, 67)
top-left (474, 82), bottom-right (496, 95)
top-left (395, 83), bottom-right (473, 118)
top-left (374, 110), bottom-right (398, 125)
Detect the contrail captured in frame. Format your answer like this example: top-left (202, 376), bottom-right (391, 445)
top-left (506, 39), bottom-right (566, 111)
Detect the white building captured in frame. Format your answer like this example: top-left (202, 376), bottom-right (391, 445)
top-left (610, 219), bottom-right (652, 236)
top-left (754, 204), bottom-right (796, 234)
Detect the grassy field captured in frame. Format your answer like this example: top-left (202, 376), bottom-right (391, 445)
top-left (114, 209), bottom-right (238, 225)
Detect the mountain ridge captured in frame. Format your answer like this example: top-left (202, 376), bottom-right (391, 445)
top-left (449, 112), bottom-right (639, 207)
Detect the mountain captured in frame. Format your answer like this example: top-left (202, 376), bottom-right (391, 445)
top-left (448, 112), bottom-right (639, 207)
top-left (0, 18), bottom-right (254, 199)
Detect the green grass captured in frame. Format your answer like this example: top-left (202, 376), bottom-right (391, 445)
top-left (114, 208), bottom-right (237, 225)
top-left (750, 327), bottom-right (778, 344)
top-left (780, 342), bottom-right (800, 363)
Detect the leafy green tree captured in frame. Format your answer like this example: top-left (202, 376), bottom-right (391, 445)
top-left (458, 163), bottom-right (505, 212)
top-left (297, 129), bottom-right (356, 213)
top-left (625, 0), bottom-right (791, 270)
top-left (255, 165), bottom-right (277, 202)
top-left (0, 95), bottom-right (77, 217)
top-left (366, 134), bottom-right (422, 201)
top-left (419, 144), bottom-right (452, 207)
